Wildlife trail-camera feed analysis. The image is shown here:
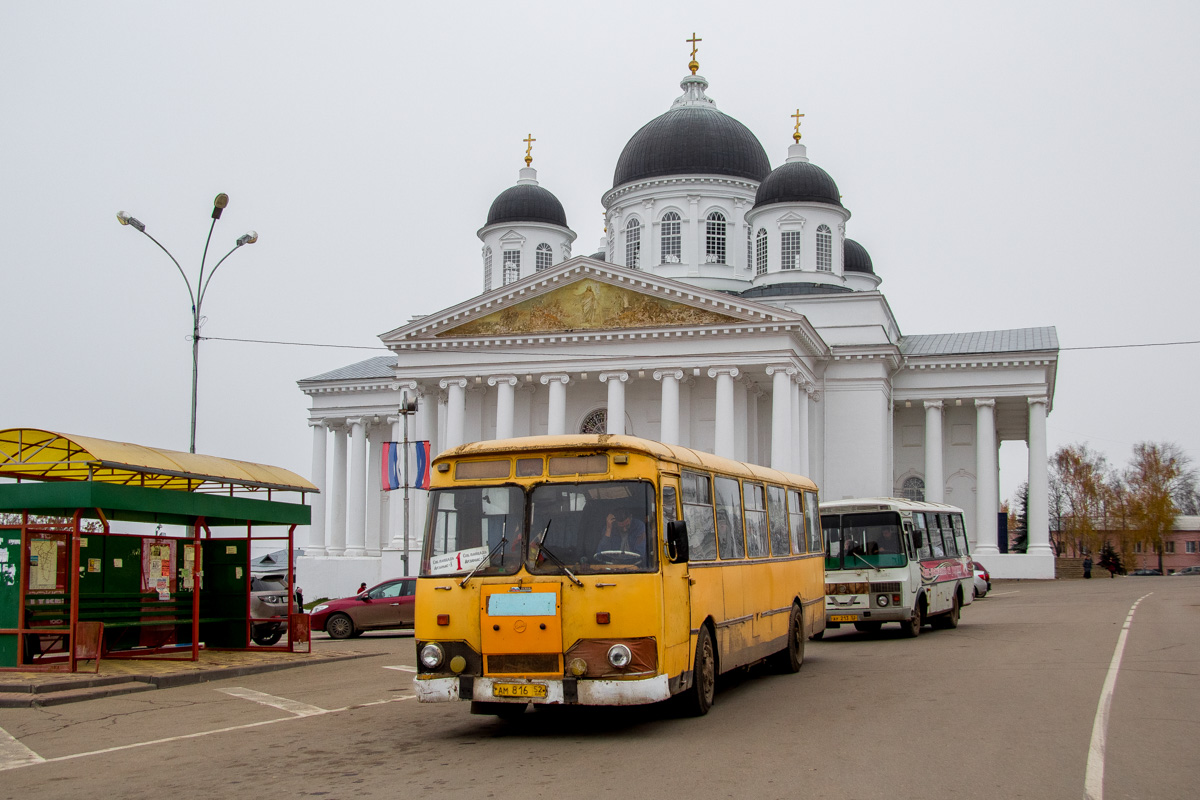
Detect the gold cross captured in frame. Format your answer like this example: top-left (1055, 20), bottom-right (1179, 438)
top-left (792, 109), bottom-right (805, 143)
top-left (523, 133), bottom-right (536, 166)
top-left (687, 33), bottom-right (702, 60)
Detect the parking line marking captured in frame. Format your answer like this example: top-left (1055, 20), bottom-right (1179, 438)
top-left (1084, 592), bottom-right (1152, 800)
top-left (384, 665), bottom-right (417, 672)
top-left (217, 687), bottom-right (327, 716)
top-left (0, 727), bottom-right (45, 772)
top-left (1, 695), bottom-right (415, 771)
top-left (986, 590), bottom-right (1021, 597)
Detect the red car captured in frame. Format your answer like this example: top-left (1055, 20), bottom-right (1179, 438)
top-left (310, 578), bottom-right (417, 639)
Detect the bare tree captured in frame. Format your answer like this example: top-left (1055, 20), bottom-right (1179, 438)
top-left (1052, 444), bottom-right (1111, 558)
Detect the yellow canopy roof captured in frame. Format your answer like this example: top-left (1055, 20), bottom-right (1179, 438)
top-left (0, 428), bottom-right (317, 494)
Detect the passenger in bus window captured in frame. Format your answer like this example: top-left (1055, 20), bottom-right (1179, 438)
top-left (867, 527), bottom-right (900, 555)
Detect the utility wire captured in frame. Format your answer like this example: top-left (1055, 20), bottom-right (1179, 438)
top-left (202, 334), bottom-right (1200, 354)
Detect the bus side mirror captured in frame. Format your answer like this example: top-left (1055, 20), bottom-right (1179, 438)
top-left (666, 520), bottom-right (689, 564)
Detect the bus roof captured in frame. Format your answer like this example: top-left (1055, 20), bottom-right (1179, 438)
top-left (437, 435), bottom-right (818, 490)
top-left (819, 497), bottom-right (966, 515)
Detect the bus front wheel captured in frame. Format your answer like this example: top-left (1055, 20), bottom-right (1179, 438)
top-left (680, 627), bottom-right (716, 716)
top-left (771, 605), bottom-right (804, 673)
top-left (901, 604), bottom-right (923, 638)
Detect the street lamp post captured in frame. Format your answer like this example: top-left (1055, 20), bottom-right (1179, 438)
top-left (117, 194), bottom-right (258, 454)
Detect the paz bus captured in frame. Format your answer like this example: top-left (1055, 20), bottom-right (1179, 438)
top-left (819, 498), bottom-right (973, 638)
top-left (412, 435), bottom-right (825, 717)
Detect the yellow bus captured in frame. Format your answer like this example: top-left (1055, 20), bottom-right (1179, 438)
top-left (412, 435), bottom-right (824, 717)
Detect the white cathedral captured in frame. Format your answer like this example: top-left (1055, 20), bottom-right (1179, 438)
top-left (296, 56), bottom-right (1059, 597)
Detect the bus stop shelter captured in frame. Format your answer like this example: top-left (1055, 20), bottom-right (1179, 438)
top-left (0, 428), bottom-right (317, 672)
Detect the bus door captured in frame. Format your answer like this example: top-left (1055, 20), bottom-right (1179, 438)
top-left (659, 474), bottom-right (691, 678)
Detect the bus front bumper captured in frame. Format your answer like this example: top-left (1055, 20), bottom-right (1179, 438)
top-left (826, 604), bottom-right (913, 625)
top-left (414, 674), bottom-right (672, 706)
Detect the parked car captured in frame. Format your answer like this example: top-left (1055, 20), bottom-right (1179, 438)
top-left (1169, 565), bottom-right (1200, 576)
top-left (972, 561), bottom-right (991, 598)
top-left (250, 574), bottom-right (292, 645)
top-left (1128, 568), bottom-right (1162, 576)
top-left (310, 578), bottom-right (417, 639)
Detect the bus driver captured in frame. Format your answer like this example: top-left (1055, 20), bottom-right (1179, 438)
top-left (595, 508), bottom-right (646, 561)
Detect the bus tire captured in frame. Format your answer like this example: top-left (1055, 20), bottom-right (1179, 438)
top-left (772, 605), bottom-right (805, 673)
top-left (901, 602), bottom-right (923, 638)
top-left (680, 627), bottom-right (716, 716)
top-left (934, 593), bottom-right (961, 630)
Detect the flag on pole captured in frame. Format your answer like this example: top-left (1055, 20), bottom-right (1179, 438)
top-left (383, 441), bottom-right (431, 491)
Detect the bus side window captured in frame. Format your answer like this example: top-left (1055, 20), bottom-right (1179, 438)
top-left (714, 476), bottom-right (745, 560)
top-left (744, 482), bottom-right (768, 558)
top-left (767, 485), bottom-right (789, 556)
top-left (804, 490), bottom-right (822, 553)
top-left (682, 471), bottom-right (717, 562)
top-left (787, 490), bottom-right (805, 555)
top-left (929, 515), bottom-right (946, 558)
top-left (952, 514), bottom-right (970, 555)
top-left (939, 514), bottom-right (958, 556)
top-left (914, 513), bottom-right (932, 560)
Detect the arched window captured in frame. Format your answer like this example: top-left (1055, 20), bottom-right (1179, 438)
top-left (482, 246), bottom-right (493, 291)
top-left (756, 229), bottom-right (768, 275)
top-left (502, 249), bottom-right (520, 285)
top-left (660, 211), bottom-right (681, 264)
top-left (816, 224), bottom-right (832, 272)
top-left (901, 476), bottom-right (925, 502)
top-left (781, 231), bottom-right (801, 270)
top-left (579, 408), bottom-right (607, 435)
top-left (705, 211), bottom-right (726, 264)
top-left (535, 243), bottom-right (553, 272)
top-left (625, 217), bottom-right (642, 268)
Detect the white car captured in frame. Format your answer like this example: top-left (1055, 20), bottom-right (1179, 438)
top-left (972, 561), bottom-right (991, 598)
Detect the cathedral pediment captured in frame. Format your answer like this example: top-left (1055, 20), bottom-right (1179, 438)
top-left (380, 258), bottom-right (801, 343)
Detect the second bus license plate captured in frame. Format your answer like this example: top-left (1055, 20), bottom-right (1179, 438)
top-left (829, 614), bottom-right (859, 622)
top-left (493, 682), bottom-right (548, 699)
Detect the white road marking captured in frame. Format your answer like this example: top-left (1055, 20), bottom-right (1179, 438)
top-left (383, 665), bottom-right (417, 672)
top-left (217, 687), bottom-right (327, 716)
top-left (1084, 592), bottom-right (1152, 800)
top-left (986, 590), bottom-right (1021, 597)
top-left (0, 727), bottom-right (45, 772)
top-left (0, 695), bottom-right (415, 771)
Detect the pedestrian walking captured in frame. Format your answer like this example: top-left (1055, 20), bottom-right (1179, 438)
top-left (1082, 555), bottom-right (1092, 579)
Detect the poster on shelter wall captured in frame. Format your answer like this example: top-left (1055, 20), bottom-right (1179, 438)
top-left (142, 540), bottom-right (177, 594)
top-left (28, 538), bottom-right (60, 591)
top-left (179, 544), bottom-right (196, 591)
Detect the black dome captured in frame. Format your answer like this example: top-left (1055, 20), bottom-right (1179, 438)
top-left (613, 107), bottom-right (771, 188)
top-left (753, 161), bottom-right (843, 209)
top-left (844, 238), bottom-right (874, 274)
top-left (486, 184), bottom-right (568, 228)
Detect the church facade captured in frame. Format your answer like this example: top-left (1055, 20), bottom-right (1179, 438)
top-left (297, 61), bottom-right (1058, 598)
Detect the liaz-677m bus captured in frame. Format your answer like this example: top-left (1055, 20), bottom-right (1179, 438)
top-left (819, 498), bottom-right (973, 638)
top-left (413, 435), bottom-right (825, 717)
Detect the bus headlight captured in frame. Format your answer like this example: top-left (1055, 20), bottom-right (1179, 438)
top-left (876, 594), bottom-right (890, 607)
top-left (607, 644), bottom-right (632, 668)
top-left (420, 643), bottom-right (445, 669)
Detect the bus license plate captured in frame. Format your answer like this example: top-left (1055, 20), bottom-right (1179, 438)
top-left (829, 614), bottom-right (859, 622)
top-left (493, 683), bottom-right (548, 699)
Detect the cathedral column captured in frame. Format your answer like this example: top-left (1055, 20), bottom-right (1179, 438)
top-left (974, 399), bottom-right (1000, 555)
top-left (307, 419), bottom-right (328, 556)
top-left (766, 365), bottom-right (795, 472)
top-left (600, 371), bottom-right (629, 434)
top-left (733, 377), bottom-right (748, 462)
top-left (1027, 397), bottom-right (1052, 555)
top-left (642, 198), bottom-right (656, 268)
top-left (610, 207), bottom-right (624, 267)
top-left (686, 195), bottom-right (700, 273)
top-left (733, 197), bottom-right (748, 272)
top-left (329, 423), bottom-right (348, 556)
top-left (440, 377), bottom-right (468, 449)
top-left (744, 378), bottom-right (761, 465)
top-left (654, 369), bottom-right (683, 445)
top-left (540, 374), bottom-right (570, 435)
top-left (488, 375), bottom-right (518, 440)
top-left (346, 417), bottom-right (368, 557)
top-left (790, 379), bottom-right (802, 474)
top-left (797, 382), bottom-right (811, 476)
top-left (709, 366), bottom-right (739, 459)
top-left (386, 414), bottom-right (403, 550)
top-left (811, 391), bottom-right (825, 489)
top-left (924, 400), bottom-right (945, 503)
top-left (366, 422), bottom-right (384, 556)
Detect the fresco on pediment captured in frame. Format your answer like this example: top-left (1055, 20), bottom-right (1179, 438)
top-left (437, 279), bottom-right (741, 337)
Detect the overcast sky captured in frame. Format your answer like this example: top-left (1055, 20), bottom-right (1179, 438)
top-left (4, 1), bottom-right (1198, 506)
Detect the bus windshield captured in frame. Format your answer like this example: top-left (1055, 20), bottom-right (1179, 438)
top-left (822, 511), bottom-right (906, 570)
top-left (420, 480), bottom-right (658, 577)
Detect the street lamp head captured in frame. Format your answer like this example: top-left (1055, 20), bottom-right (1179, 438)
top-left (116, 210), bottom-right (145, 232)
top-left (236, 230), bottom-right (258, 246)
top-left (212, 193), bottom-right (229, 220)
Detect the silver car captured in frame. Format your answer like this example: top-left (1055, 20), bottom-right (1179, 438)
top-left (250, 574), bottom-right (292, 645)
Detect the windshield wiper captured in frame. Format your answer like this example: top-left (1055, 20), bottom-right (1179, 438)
top-left (533, 519), bottom-right (583, 587)
top-left (850, 550), bottom-right (882, 573)
top-left (459, 535), bottom-right (508, 588)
